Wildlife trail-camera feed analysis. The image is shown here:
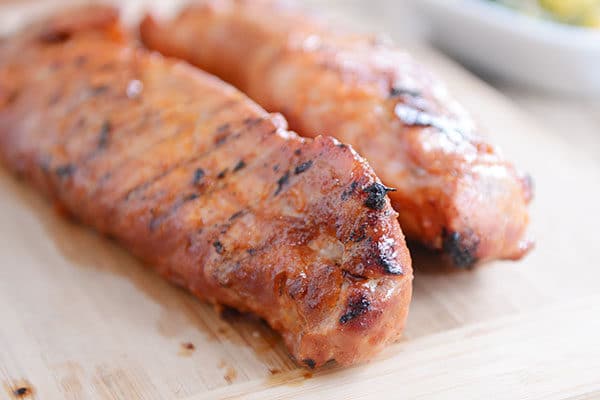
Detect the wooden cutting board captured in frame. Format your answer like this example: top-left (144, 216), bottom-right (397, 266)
top-left (1, 1), bottom-right (599, 399)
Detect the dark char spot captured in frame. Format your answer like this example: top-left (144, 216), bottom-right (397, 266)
top-left (364, 183), bottom-right (396, 210)
top-left (229, 210), bottom-right (245, 221)
top-left (377, 252), bottom-right (403, 275)
top-left (233, 159), bottom-right (246, 172)
top-left (294, 160), bottom-right (313, 175)
top-left (389, 86), bottom-right (421, 98)
top-left (274, 170), bottom-right (290, 196)
top-left (217, 169), bottom-right (228, 179)
top-left (394, 104), bottom-right (467, 142)
top-left (215, 135), bottom-right (228, 146)
top-left (217, 123), bottom-right (230, 133)
top-left (91, 85), bottom-right (110, 96)
top-left (183, 193), bottom-right (199, 202)
top-left (302, 358), bottom-right (316, 369)
top-left (348, 225), bottom-right (367, 242)
top-left (243, 117), bottom-right (262, 126)
top-left (97, 120), bottom-right (111, 148)
top-left (443, 230), bottom-right (479, 269)
top-left (341, 181), bottom-right (359, 201)
top-left (193, 168), bottom-right (205, 185)
top-left (213, 240), bottom-right (224, 255)
top-left (339, 296), bottom-right (370, 324)
top-left (182, 342), bottom-right (195, 350)
top-left (55, 164), bottom-right (75, 178)
top-left (13, 387), bottom-right (30, 397)
top-left (39, 29), bottom-right (70, 43)
top-left (246, 248), bottom-right (257, 256)
top-left (294, 149), bottom-right (302, 156)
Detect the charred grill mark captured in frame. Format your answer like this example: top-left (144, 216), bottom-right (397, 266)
top-left (43, 84), bottom-right (132, 151)
top-left (341, 181), bottom-right (359, 201)
top-left (363, 183), bottom-right (396, 210)
top-left (243, 117), bottom-right (263, 127)
top-left (119, 128), bottom-right (262, 212)
top-left (219, 222), bottom-right (232, 235)
top-left (389, 86), bottom-right (421, 98)
top-left (39, 29), bottom-right (71, 44)
top-left (119, 119), bottom-right (253, 201)
top-left (13, 386), bottom-right (31, 397)
top-left (183, 193), bottom-right (199, 202)
top-left (217, 169), bottom-right (228, 179)
top-left (394, 104), bottom-right (467, 141)
top-left (97, 120), bottom-right (111, 149)
top-left (342, 269), bottom-right (367, 281)
top-left (302, 358), bottom-right (316, 369)
top-left (216, 123), bottom-right (230, 133)
top-left (214, 129), bottom-right (230, 146)
top-left (213, 240), bottom-right (224, 254)
top-left (274, 170), bottom-right (290, 196)
top-left (148, 193), bottom-right (200, 231)
top-left (92, 100), bottom-right (243, 194)
top-left (340, 295), bottom-right (370, 324)
top-left (233, 159), bottom-right (246, 172)
top-left (377, 251), bottom-right (403, 275)
top-left (124, 167), bottom-right (175, 201)
top-left (192, 168), bottom-right (205, 185)
top-left (55, 163), bottom-right (75, 178)
top-left (215, 116), bottom-right (264, 147)
top-left (229, 210), bottom-right (245, 221)
top-left (294, 160), bottom-right (313, 175)
top-left (442, 230), bottom-right (479, 269)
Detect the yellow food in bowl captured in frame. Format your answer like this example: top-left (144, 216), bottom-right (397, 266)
top-left (539, 0), bottom-right (600, 27)
top-left (490, 0), bottom-right (600, 28)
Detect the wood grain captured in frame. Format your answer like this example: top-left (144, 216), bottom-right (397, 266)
top-left (1, 1), bottom-right (599, 399)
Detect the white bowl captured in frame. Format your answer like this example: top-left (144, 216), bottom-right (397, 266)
top-left (414, 0), bottom-right (600, 96)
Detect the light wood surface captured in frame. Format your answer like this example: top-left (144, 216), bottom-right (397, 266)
top-left (1, 1), bottom-right (599, 399)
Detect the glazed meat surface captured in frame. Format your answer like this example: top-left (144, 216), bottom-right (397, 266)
top-left (140, 0), bottom-right (534, 267)
top-left (0, 7), bottom-right (412, 367)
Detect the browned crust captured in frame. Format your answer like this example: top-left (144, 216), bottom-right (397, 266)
top-left (140, 0), bottom-right (534, 268)
top-left (0, 6), bottom-right (412, 367)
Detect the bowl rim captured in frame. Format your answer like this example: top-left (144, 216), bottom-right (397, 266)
top-left (418, 0), bottom-right (600, 49)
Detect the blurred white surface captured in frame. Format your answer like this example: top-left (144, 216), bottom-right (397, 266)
top-left (415, 0), bottom-right (600, 97)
